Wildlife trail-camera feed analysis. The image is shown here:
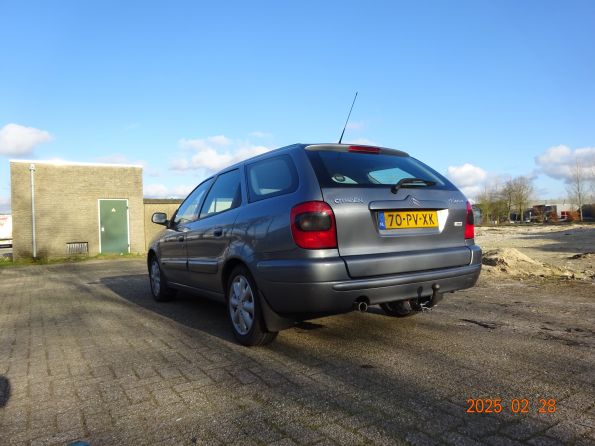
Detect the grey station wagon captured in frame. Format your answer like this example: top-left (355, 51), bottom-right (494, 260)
top-left (148, 144), bottom-right (482, 345)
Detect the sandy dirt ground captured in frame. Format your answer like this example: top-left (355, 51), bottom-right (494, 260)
top-left (475, 223), bottom-right (595, 282)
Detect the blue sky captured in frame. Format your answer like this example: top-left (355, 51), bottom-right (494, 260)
top-left (1, 0), bottom-right (594, 212)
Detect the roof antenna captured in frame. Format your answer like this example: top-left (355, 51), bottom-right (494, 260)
top-left (338, 91), bottom-right (358, 144)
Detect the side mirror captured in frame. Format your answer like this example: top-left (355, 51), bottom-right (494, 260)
top-left (151, 212), bottom-right (168, 225)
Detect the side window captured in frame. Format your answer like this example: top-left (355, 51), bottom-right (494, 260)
top-left (172, 178), bottom-right (213, 225)
top-left (199, 169), bottom-right (242, 218)
top-left (246, 155), bottom-right (298, 202)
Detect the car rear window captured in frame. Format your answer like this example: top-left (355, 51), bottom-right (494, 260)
top-left (306, 150), bottom-right (451, 189)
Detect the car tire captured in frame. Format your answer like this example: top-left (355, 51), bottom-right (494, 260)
top-left (227, 266), bottom-right (278, 346)
top-left (380, 299), bottom-right (418, 317)
top-left (149, 255), bottom-right (176, 302)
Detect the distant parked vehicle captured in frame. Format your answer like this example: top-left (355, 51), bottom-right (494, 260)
top-left (147, 143), bottom-right (482, 345)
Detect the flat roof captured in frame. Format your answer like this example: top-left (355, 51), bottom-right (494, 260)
top-left (143, 198), bottom-right (183, 204)
top-left (10, 159), bottom-right (143, 169)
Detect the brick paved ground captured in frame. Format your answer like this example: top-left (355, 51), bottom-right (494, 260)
top-left (0, 259), bottom-right (593, 445)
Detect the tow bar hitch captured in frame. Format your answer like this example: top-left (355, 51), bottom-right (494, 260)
top-left (419, 284), bottom-right (443, 311)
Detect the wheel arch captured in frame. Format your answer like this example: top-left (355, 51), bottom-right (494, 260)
top-left (221, 257), bottom-right (251, 295)
top-left (147, 248), bottom-right (157, 272)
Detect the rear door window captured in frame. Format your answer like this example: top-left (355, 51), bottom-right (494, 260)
top-left (246, 155), bottom-right (298, 202)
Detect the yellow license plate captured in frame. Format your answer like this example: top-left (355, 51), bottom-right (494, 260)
top-left (379, 211), bottom-right (438, 229)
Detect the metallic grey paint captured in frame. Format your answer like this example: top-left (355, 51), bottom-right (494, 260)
top-left (148, 143), bottom-right (482, 326)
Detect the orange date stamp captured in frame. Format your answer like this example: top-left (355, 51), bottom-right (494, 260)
top-left (466, 398), bottom-right (557, 414)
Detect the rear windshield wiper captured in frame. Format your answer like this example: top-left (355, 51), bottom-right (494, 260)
top-left (391, 177), bottom-right (436, 194)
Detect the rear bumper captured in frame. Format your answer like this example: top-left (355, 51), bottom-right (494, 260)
top-left (256, 246), bottom-right (482, 315)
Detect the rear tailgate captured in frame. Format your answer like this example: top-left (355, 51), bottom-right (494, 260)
top-left (305, 145), bottom-right (472, 278)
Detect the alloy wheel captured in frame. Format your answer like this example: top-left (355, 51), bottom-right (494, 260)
top-left (150, 259), bottom-right (161, 296)
top-left (229, 275), bottom-right (255, 335)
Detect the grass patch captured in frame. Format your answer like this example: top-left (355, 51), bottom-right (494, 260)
top-left (0, 252), bottom-right (144, 268)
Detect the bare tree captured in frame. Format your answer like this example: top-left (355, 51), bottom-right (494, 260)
top-left (567, 158), bottom-right (592, 221)
top-left (476, 180), bottom-right (508, 224)
top-left (477, 186), bottom-right (497, 224)
top-left (477, 176), bottom-right (535, 224)
top-left (500, 179), bottom-right (515, 222)
top-left (511, 176), bottom-right (534, 222)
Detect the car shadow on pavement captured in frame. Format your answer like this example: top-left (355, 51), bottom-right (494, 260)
top-left (0, 375), bottom-right (10, 407)
top-left (100, 274), bottom-right (237, 343)
top-left (99, 273), bottom-right (403, 346)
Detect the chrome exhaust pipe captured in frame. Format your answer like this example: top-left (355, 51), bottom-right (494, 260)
top-left (356, 301), bottom-right (368, 312)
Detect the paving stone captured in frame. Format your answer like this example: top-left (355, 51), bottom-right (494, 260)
top-left (267, 438), bottom-right (299, 446)
top-left (499, 418), bottom-right (552, 440)
top-left (484, 435), bottom-right (527, 446)
top-left (456, 415), bottom-right (502, 438)
top-left (574, 431), bottom-right (595, 446)
top-left (525, 435), bottom-right (565, 446)
top-left (441, 431), bottom-right (484, 446)
top-left (543, 421), bottom-right (591, 443)
top-left (124, 386), bottom-right (153, 403)
top-left (357, 422), bottom-right (409, 446)
top-left (277, 422), bottom-right (325, 444)
top-left (83, 410), bottom-right (113, 433)
top-left (0, 259), bottom-right (592, 446)
top-left (316, 422), bottom-right (370, 446)
top-left (29, 428), bottom-right (86, 446)
top-left (404, 431), bottom-right (440, 446)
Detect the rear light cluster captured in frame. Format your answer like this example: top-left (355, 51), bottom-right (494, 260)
top-left (465, 201), bottom-right (475, 239)
top-left (290, 201), bottom-right (337, 249)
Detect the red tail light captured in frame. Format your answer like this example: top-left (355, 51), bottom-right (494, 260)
top-left (348, 145), bottom-right (380, 154)
top-left (290, 201), bottom-right (337, 249)
top-left (465, 201), bottom-right (475, 239)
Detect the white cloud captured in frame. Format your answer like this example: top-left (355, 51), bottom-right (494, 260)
top-left (345, 137), bottom-right (377, 146)
top-left (170, 158), bottom-right (191, 171)
top-left (207, 135), bottom-right (231, 146)
top-left (535, 145), bottom-right (595, 183)
top-left (146, 168), bottom-right (162, 178)
top-left (180, 135), bottom-right (231, 151)
top-left (144, 184), bottom-right (194, 198)
top-left (94, 154), bottom-right (147, 167)
top-left (95, 154), bottom-right (129, 164)
top-left (249, 131), bottom-right (272, 138)
top-left (172, 135), bottom-right (271, 172)
top-left (0, 123), bottom-right (53, 156)
top-left (446, 163), bottom-right (488, 199)
top-left (346, 121), bottom-right (365, 131)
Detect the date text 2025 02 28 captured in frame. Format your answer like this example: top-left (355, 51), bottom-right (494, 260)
top-left (466, 398), bottom-right (557, 414)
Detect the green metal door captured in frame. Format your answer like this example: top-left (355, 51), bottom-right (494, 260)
top-left (99, 200), bottom-right (129, 254)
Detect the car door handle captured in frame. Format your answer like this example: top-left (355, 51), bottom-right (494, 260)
top-left (213, 228), bottom-right (223, 237)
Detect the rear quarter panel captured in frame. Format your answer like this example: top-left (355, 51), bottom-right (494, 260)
top-left (234, 148), bottom-right (331, 268)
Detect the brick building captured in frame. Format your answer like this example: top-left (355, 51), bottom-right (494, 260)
top-left (10, 160), bottom-right (145, 259)
top-left (143, 198), bottom-right (183, 249)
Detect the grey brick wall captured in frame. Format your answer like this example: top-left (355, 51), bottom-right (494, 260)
top-left (10, 161), bottom-right (144, 259)
top-left (143, 199), bottom-right (183, 249)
